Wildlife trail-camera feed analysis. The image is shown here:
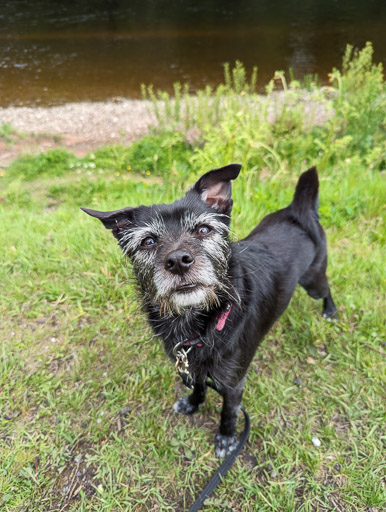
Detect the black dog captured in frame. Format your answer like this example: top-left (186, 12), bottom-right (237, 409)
top-left (82, 165), bottom-right (336, 457)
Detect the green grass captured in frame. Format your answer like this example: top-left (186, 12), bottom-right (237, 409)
top-left (0, 123), bottom-right (17, 143)
top-left (0, 44), bottom-right (385, 511)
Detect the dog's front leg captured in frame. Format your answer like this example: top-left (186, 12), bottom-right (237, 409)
top-left (214, 380), bottom-right (245, 458)
top-left (173, 381), bottom-right (207, 415)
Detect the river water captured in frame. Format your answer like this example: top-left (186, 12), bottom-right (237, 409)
top-left (0, 0), bottom-right (385, 106)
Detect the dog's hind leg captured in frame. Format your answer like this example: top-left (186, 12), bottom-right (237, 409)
top-left (173, 381), bottom-right (207, 415)
top-left (300, 266), bottom-right (337, 319)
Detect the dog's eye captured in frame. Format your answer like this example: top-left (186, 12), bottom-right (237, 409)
top-left (141, 236), bottom-right (156, 247)
top-left (197, 225), bottom-right (212, 236)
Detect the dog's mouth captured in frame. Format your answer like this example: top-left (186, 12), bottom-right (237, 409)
top-left (174, 283), bottom-right (200, 293)
top-left (158, 281), bottom-right (221, 311)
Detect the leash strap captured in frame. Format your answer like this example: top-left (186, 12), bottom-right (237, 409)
top-left (187, 380), bottom-right (251, 512)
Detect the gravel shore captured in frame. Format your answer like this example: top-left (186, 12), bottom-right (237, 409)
top-left (0, 99), bottom-right (156, 167)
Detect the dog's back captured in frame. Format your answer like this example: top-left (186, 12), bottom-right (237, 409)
top-left (234, 167), bottom-right (335, 330)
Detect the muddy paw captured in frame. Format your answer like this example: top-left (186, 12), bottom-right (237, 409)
top-left (214, 432), bottom-right (238, 458)
top-left (173, 395), bottom-right (199, 415)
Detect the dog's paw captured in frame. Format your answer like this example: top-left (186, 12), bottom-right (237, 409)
top-left (173, 396), bottom-right (199, 415)
top-left (322, 295), bottom-right (337, 321)
top-left (214, 432), bottom-right (238, 458)
top-left (322, 310), bottom-right (338, 321)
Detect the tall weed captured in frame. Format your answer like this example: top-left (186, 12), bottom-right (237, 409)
top-left (143, 43), bottom-right (385, 179)
top-left (329, 42), bottom-right (385, 169)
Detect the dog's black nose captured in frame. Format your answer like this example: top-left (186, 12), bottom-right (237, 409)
top-left (165, 249), bottom-right (195, 275)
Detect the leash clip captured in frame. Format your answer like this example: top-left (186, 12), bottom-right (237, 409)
top-left (173, 341), bottom-right (194, 388)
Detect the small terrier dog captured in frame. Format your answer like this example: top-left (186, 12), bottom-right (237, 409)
top-left (82, 165), bottom-right (336, 457)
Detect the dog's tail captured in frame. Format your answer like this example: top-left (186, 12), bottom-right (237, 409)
top-left (290, 167), bottom-right (322, 245)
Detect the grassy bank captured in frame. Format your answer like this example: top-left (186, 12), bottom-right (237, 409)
top-left (0, 44), bottom-right (385, 511)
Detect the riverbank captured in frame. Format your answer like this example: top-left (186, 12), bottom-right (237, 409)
top-left (0, 99), bottom-right (156, 167)
top-left (0, 91), bottom-right (336, 169)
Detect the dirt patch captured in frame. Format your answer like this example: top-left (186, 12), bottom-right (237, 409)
top-left (41, 439), bottom-right (98, 511)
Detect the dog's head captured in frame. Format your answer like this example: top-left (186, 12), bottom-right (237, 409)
top-left (82, 164), bottom-right (241, 314)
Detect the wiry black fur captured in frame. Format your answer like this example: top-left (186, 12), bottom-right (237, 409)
top-left (81, 164), bottom-right (336, 458)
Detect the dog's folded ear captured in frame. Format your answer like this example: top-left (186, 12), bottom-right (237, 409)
top-left (192, 164), bottom-right (241, 214)
top-left (80, 206), bottom-right (134, 238)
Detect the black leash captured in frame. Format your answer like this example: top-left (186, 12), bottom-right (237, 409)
top-left (186, 378), bottom-right (251, 512)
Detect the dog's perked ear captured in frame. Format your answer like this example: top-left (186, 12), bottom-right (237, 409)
top-left (80, 206), bottom-right (135, 239)
top-left (192, 164), bottom-right (241, 214)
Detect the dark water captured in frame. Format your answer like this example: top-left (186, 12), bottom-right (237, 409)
top-left (0, 0), bottom-right (385, 107)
